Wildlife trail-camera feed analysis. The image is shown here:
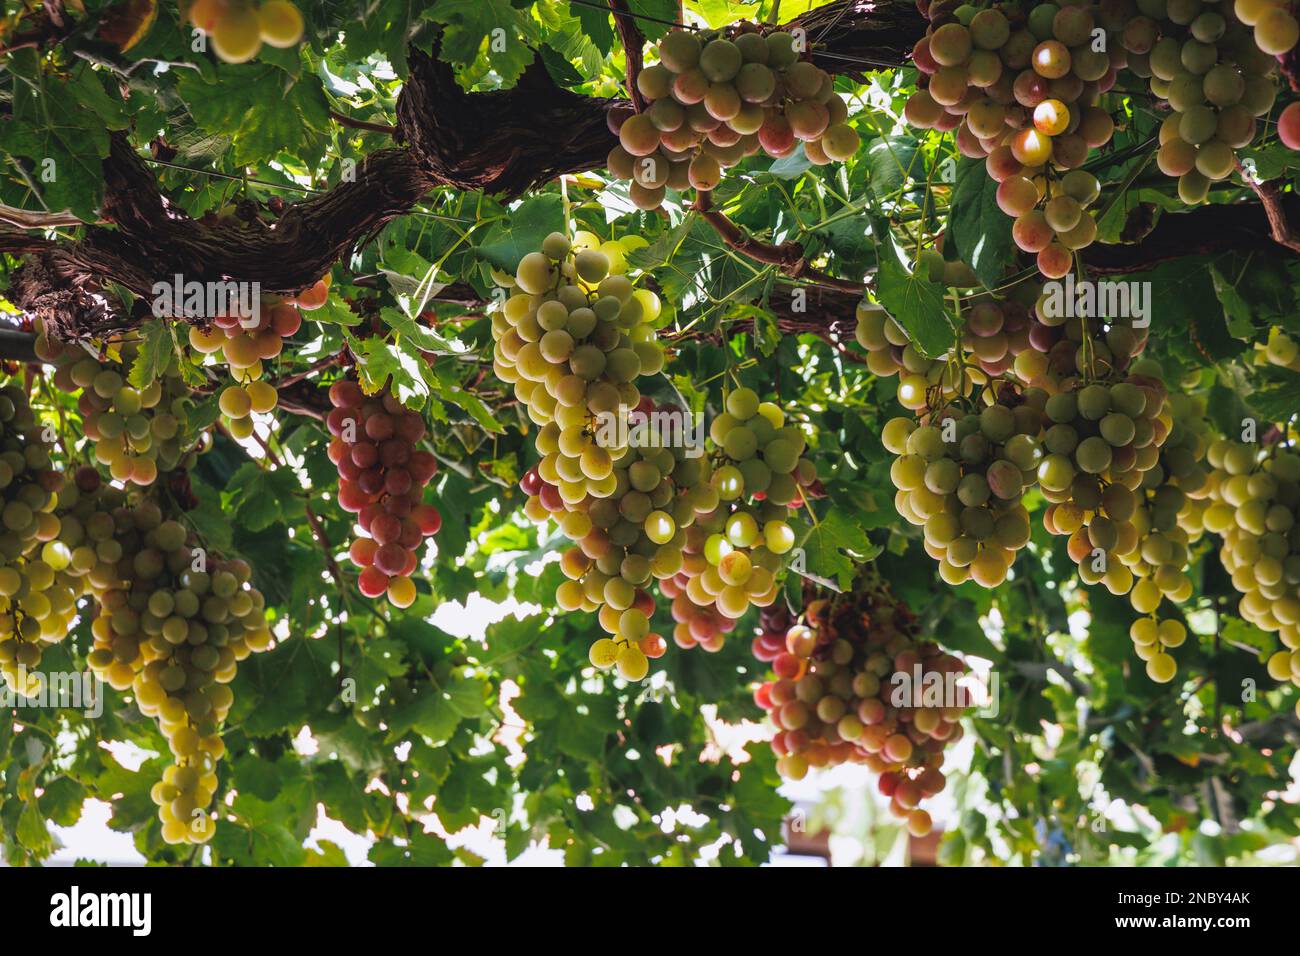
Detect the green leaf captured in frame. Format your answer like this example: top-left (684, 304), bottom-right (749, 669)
top-left (790, 510), bottom-right (882, 591)
top-left (863, 135), bottom-right (921, 199)
top-left (345, 334), bottom-right (431, 410)
top-left (569, 2), bottom-right (615, 56)
top-left (177, 64), bottom-right (331, 167)
top-left (380, 307), bottom-right (470, 356)
top-left (1248, 365), bottom-right (1300, 422)
top-left (874, 226), bottom-right (953, 358)
top-left (17, 800), bottom-right (51, 855)
top-left (128, 320), bottom-right (174, 389)
top-left (948, 158), bottom-right (1015, 290)
top-left (0, 52), bottom-right (116, 219)
top-left (427, 0), bottom-right (537, 87)
top-left (477, 194), bottom-right (565, 272)
top-left (628, 0), bottom-right (680, 41)
top-left (226, 463), bottom-right (304, 532)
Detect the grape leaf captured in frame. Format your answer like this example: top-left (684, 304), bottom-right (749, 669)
top-left (426, 0), bottom-right (538, 88)
top-left (477, 194), bottom-right (566, 272)
top-left (128, 320), bottom-right (174, 389)
top-left (1247, 365), bottom-right (1300, 423)
top-left (0, 54), bottom-right (119, 220)
top-left (569, 2), bottom-right (615, 55)
top-left (948, 157), bottom-right (1015, 290)
top-left (873, 225), bottom-right (953, 358)
top-left (790, 510), bottom-right (882, 591)
top-left (345, 334), bottom-right (432, 410)
top-left (177, 64), bottom-right (331, 167)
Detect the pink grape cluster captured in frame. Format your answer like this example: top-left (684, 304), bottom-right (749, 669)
top-left (327, 379), bottom-right (442, 608)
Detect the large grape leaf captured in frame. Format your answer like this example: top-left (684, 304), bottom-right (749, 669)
top-left (948, 157), bottom-right (1015, 290)
top-left (426, 0), bottom-right (538, 87)
top-left (177, 64), bottom-right (331, 167)
top-left (0, 55), bottom-right (125, 219)
top-left (873, 225), bottom-right (953, 358)
top-left (477, 194), bottom-right (566, 272)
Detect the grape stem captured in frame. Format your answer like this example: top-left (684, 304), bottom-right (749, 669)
top-left (1239, 172), bottom-right (1300, 255)
top-left (608, 0), bottom-right (648, 114)
top-left (692, 191), bottom-right (866, 294)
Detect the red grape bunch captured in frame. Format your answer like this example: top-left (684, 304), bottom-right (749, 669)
top-left (753, 580), bottom-right (970, 838)
top-left (610, 26), bottom-right (860, 210)
top-left (906, 2), bottom-right (1118, 279)
top-left (327, 378), bottom-right (442, 609)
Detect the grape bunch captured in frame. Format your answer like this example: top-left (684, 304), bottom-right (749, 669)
top-left (660, 388), bottom-right (817, 630)
top-left (494, 230), bottom-right (691, 677)
top-left (906, 2), bottom-right (1117, 278)
top-left (0, 386), bottom-right (72, 694)
top-left (78, 494), bottom-right (273, 845)
top-left (42, 336), bottom-right (198, 487)
top-left (521, 396), bottom-right (708, 681)
top-left (610, 27), bottom-right (860, 210)
top-left (1013, 285), bottom-right (1152, 392)
top-left (490, 230), bottom-right (665, 492)
top-left (1120, 0), bottom-right (1287, 202)
top-left (1202, 435), bottom-right (1300, 709)
top-left (884, 386), bottom-right (1042, 588)
top-left (663, 575), bottom-right (739, 652)
top-left (187, 292), bottom-right (311, 439)
top-left (1038, 360), bottom-right (1172, 581)
top-left (1105, 396), bottom-right (1213, 682)
top-left (188, 0), bottom-right (305, 64)
top-left (754, 582), bottom-right (969, 837)
top-left (326, 378), bottom-right (442, 609)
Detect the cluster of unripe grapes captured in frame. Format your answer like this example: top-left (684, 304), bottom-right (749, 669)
top-left (326, 379), bottom-right (442, 609)
top-left (81, 495), bottom-right (271, 845)
top-left (753, 586), bottom-right (968, 838)
top-left (36, 324), bottom-right (199, 487)
top-left (188, 0), bottom-right (305, 64)
top-left (907, 2), bottom-right (1116, 278)
top-left (523, 395), bottom-right (705, 681)
top-left (493, 232), bottom-right (679, 679)
top-left (610, 27), bottom-right (859, 210)
top-left (1121, 0), bottom-right (1288, 202)
top-left (1107, 396), bottom-right (1211, 681)
top-left (0, 387), bottom-right (72, 694)
top-left (885, 387), bottom-right (1040, 587)
top-left (671, 387), bottom-right (811, 620)
top-left (1202, 435), bottom-right (1300, 712)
